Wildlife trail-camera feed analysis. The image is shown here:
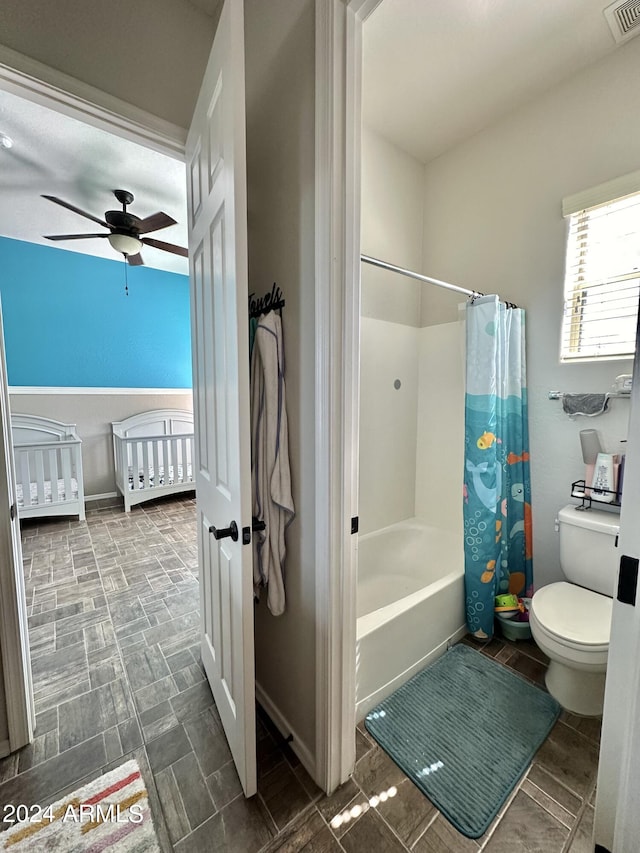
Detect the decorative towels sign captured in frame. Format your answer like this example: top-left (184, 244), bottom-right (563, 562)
top-left (250, 310), bottom-right (295, 615)
top-left (561, 393), bottom-right (610, 418)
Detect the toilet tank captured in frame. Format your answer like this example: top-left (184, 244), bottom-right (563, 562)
top-left (558, 504), bottom-right (620, 597)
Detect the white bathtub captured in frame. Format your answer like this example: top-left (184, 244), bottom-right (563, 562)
top-left (356, 518), bottom-right (466, 720)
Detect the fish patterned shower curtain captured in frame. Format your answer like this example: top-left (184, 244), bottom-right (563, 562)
top-left (464, 295), bottom-right (533, 639)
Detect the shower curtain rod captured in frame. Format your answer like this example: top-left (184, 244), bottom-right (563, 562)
top-left (361, 254), bottom-right (482, 298)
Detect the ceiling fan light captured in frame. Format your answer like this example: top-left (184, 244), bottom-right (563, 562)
top-left (108, 233), bottom-right (142, 256)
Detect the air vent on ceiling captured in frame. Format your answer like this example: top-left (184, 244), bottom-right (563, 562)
top-left (604, 0), bottom-right (640, 43)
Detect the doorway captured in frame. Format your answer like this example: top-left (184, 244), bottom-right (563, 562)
top-left (0, 48), bottom-right (318, 850)
top-left (329, 0), bottom-right (636, 843)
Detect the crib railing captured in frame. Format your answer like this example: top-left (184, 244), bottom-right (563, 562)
top-left (115, 433), bottom-right (194, 484)
top-left (13, 435), bottom-right (85, 522)
top-left (14, 439), bottom-right (82, 509)
top-left (113, 431), bottom-right (195, 513)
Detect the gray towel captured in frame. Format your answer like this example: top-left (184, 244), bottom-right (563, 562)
top-left (562, 393), bottom-right (610, 418)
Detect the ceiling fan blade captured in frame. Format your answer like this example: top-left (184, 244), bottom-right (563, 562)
top-left (44, 233), bottom-right (110, 241)
top-left (141, 237), bottom-right (188, 258)
top-left (41, 195), bottom-right (110, 229)
top-left (127, 253), bottom-right (144, 266)
top-left (135, 212), bottom-right (177, 235)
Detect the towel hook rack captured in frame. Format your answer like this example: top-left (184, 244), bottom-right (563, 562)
top-left (249, 283), bottom-right (285, 318)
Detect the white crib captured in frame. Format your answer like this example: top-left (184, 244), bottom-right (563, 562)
top-left (112, 409), bottom-right (195, 513)
top-left (12, 414), bottom-right (86, 521)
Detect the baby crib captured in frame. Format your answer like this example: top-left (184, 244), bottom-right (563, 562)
top-left (112, 409), bottom-right (195, 512)
top-left (11, 414), bottom-right (85, 521)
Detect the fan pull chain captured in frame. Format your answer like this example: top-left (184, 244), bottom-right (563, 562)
top-left (124, 256), bottom-right (129, 296)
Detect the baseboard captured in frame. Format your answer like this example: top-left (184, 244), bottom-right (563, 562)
top-left (85, 492), bottom-right (119, 503)
top-left (255, 681), bottom-right (317, 785)
top-left (355, 624), bottom-right (468, 722)
top-left (0, 739), bottom-right (10, 759)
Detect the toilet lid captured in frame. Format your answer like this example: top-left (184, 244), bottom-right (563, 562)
top-left (531, 581), bottom-right (612, 647)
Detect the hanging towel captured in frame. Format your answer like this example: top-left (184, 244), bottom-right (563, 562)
top-left (561, 393), bottom-right (610, 418)
top-left (250, 311), bottom-right (295, 615)
top-left (249, 315), bottom-right (259, 358)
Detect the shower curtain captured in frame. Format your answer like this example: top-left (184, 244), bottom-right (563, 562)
top-left (463, 295), bottom-right (533, 639)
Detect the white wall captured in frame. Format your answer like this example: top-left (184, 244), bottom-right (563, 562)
top-left (420, 38), bottom-right (640, 589)
top-left (358, 318), bottom-right (465, 539)
top-left (359, 130), bottom-right (466, 539)
top-left (359, 128), bottom-right (466, 539)
top-left (0, 0), bottom-right (219, 130)
top-left (359, 319), bottom-right (418, 534)
top-left (361, 126), bottom-right (423, 325)
top-left (415, 321), bottom-right (464, 536)
top-left (244, 0), bottom-right (317, 765)
top-left (359, 127), bottom-right (425, 533)
top-left (9, 392), bottom-right (193, 497)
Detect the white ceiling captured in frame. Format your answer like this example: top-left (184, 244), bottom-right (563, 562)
top-left (363, 0), bottom-right (622, 164)
top-left (0, 88), bottom-right (188, 275)
top-left (0, 0), bottom-right (626, 270)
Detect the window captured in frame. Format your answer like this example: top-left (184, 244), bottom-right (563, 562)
top-left (561, 175), bottom-right (640, 363)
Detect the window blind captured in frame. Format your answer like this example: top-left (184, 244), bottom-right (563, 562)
top-left (560, 190), bottom-right (640, 362)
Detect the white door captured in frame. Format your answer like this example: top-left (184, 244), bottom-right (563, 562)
top-left (186, 0), bottom-right (256, 796)
top-left (0, 303), bottom-right (34, 754)
top-left (594, 323), bottom-right (640, 851)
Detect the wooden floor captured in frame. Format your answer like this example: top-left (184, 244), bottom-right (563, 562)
top-left (0, 497), bottom-right (599, 852)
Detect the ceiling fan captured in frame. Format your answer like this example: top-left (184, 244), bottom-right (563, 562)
top-left (41, 189), bottom-right (188, 266)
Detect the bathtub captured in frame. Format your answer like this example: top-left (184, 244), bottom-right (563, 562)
top-left (356, 518), bottom-right (466, 720)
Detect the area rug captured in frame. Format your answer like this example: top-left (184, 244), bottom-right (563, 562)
top-left (1, 758), bottom-right (160, 852)
top-left (364, 643), bottom-right (561, 839)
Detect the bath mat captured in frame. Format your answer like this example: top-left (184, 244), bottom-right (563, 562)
top-left (364, 643), bottom-right (560, 839)
top-left (1, 758), bottom-right (160, 852)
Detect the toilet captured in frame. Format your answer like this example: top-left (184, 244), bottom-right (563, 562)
top-left (529, 504), bottom-right (620, 717)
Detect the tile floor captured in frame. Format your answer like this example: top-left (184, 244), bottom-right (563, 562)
top-left (0, 496), bottom-right (600, 852)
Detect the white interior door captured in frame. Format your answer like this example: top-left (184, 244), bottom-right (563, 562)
top-left (595, 323), bottom-right (640, 851)
top-left (0, 302), bottom-right (34, 754)
top-left (186, 0), bottom-right (256, 797)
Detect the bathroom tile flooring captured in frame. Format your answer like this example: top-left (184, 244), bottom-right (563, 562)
top-left (0, 496), bottom-right (600, 852)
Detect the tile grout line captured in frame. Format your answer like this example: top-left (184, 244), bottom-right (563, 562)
top-left (521, 771), bottom-right (576, 831)
top-left (560, 776), bottom-right (597, 853)
top-left (92, 512), bottom-right (160, 750)
top-left (478, 774), bottom-right (528, 851)
top-left (89, 508), bottom-right (180, 852)
top-left (408, 809), bottom-right (440, 850)
top-left (292, 804), bottom-right (350, 853)
top-left (342, 775), bottom-right (415, 851)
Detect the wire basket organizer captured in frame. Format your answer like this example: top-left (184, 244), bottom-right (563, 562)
top-left (570, 479), bottom-right (621, 510)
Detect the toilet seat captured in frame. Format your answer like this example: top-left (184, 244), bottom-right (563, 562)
top-left (530, 581), bottom-right (611, 653)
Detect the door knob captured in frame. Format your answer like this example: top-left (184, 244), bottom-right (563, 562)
top-left (209, 520), bottom-right (239, 542)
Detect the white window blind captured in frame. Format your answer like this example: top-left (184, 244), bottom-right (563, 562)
top-left (561, 190), bottom-right (640, 362)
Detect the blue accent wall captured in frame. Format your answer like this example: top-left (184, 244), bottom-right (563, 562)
top-left (0, 236), bottom-right (192, 388)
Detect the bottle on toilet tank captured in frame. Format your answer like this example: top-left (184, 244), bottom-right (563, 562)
top-left (592, 452), bottom-right (615, 502)
top-left (579, 429), bottom-right (601, 496)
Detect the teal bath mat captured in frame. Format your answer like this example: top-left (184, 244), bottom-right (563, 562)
top-left (364, 643), bottom-right (560, 839)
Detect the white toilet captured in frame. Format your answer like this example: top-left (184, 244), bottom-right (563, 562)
top-left (529, 504), bottom-right (620, 717)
